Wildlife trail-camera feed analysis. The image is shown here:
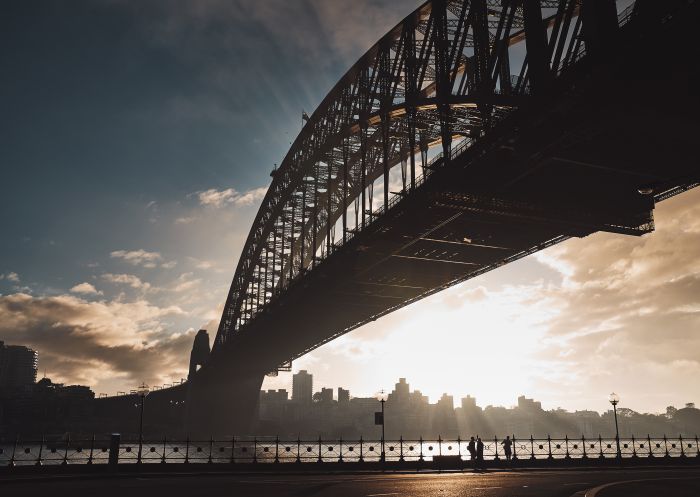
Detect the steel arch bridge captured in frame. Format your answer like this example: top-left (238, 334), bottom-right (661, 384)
top-left (181, 0), bottom-right (699, 435)
top-left (217, 0), bottom-right (625, 347)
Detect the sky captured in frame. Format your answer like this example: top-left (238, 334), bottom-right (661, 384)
top-left (1, 0), bottom-right (698, 415)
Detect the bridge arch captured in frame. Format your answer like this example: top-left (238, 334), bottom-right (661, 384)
top-left (214, 0), bottom-right (619, 348)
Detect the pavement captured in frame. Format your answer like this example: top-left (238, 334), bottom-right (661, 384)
top-left (586, 475), bottom-right (700, 497)
top-left (1, 468), bottom-right (699, 496)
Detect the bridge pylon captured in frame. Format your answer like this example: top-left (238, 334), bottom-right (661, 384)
top-left (185, 358), bottom-right (265, 437)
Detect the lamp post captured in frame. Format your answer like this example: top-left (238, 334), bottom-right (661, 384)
top-left (609, 392), bottom-right (621, 460)
top-left (136, 383), bottom-right (150, 463)
top-left (375, 390), bottom-right (388, 462)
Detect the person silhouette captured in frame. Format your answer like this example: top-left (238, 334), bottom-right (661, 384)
top-left (501, 435), bottom-right (513, 462)
top-left (476, 436), bottom-right (484, 467)
top-left (467, 436), bottom-right (476, 461)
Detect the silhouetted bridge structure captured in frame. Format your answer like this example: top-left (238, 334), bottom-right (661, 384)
top-left (114, 0), bottom-right (699, 436)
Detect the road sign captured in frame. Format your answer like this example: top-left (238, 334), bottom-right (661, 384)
top-left (375, 412), bottom-right (384, 425)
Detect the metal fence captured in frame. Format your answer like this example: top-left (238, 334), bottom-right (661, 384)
top-left (1, 434), bottom-right (699, 467)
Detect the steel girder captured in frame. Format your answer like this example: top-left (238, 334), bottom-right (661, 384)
top-left (214, 0), bottom-right (631, 349)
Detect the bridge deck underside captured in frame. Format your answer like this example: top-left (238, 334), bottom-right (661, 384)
top-left (211, 1), bottom-right (699, 377)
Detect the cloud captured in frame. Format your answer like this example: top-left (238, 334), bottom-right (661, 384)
top-left (70, 282), bottom-right (103, 296)
top-left (175, 216), bottom-right (196, 224)
top-left (0, 293), bottom-right (190, 388)
top-left (101, 273), bottom-right (151, 291)
top-left (196, 186), bottom-right (267, 208)
top-left (161, 260), bottom-right (178, 269)
top-left (522, 189), bottom-right (700, 409)
top-left (193, 259), bottom-right (215, 270)
top-left (197, 188), bottom-right (238, 207)
top-left (110, 249), bottom-right (163, 268)
top-left (172, 272), bottom-right (202, 293)
top-left (233, 186), bottom-right (268, 206)
top-left (0, 272), bottom-right (20, 283)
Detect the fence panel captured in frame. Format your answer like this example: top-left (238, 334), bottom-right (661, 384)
top-left (567, 439), bottom-right (586, 459)
top-left (12, 440), bottom-right (40, 466)
top-left (384, 440), bottom-right (403, 462)
top-left (299, 440), bottom-right (321, 463)
top-left (620, 439), bottom-right (635, 458)
top-left (140, 441), bottom-right (166, 463)
top-left (683, 438), bottom-right (699, 458)
top-left (65, 438), bottom-right (93, 464)
top-left (319, 442), bottom-right (340, 462)
top-left (276, 441), bottom-right (299, 463)
top-left (549, 438), bottom-right (568, 459)
top-left (339, 440), bottom-right (361, 462)
top-left (0, 441), bottom-right (13, 466)
top-left (666, 437), bottom-right (684, 458)
top-left (532, 439), bottom-right (552, 459)
top-left (649, 438), bottom-right (668, 457)
top-left (399, 440), bottom-right (422, 462)
top-left (360, 441), bottom-right (381, 462)
top-left (600, 439), bottom-right (618, 458)
top-left (209, 440), bottom-right (231, 463)
top-left (42, 441), bottom-right (69, 465)
top-left (117, 442), bottom-right (139, 464)
top-left (256, 440), bottom-right (277, 463)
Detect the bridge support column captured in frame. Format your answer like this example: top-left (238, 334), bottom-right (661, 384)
top-left (581, 0), bottom-right (619, 59)
top-left (521, 0), bottom-right (553, 95)
top-left (186, 366), bottom-right (265, 438)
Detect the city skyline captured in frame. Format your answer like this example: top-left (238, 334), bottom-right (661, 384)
top-left (1, 0), bottom-right (699, 416)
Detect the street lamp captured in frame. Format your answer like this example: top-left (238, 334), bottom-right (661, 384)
top-left (608, 392), bottom-right (621, 460)
top-left (136, 383), bottom-right (150, 463)
top-left (375, 390), bottom-right (388, 462)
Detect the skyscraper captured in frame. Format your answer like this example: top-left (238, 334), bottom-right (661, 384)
top-left (292, 370), bottom-right (312, 403)
top-left (0, 341), bottom-right (38, 389)
top-left (337, 387), bottom-right (350, 403)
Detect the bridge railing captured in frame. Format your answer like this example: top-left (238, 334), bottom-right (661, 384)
top-left (2, 434), bottom-right (698, 467)
top-left (618, 3), bottom-right (636, 27)
top-left (329, 134), bottom-right (472, 254)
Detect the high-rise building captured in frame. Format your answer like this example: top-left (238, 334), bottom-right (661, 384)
top-left (292, 370), bottom-right (313, 403)
top-left (461, 395), bottom-right (478, 410)
top-left (517, 395), bottom-right (542, 411)
top-left (437, 393), bottom-right (454, 412)
top-left (337, 387), bottom-right (350, 403)
top-left (318, 387), bottom-right (334, 403)
top-left (0, 341), bottom-right (38, 389)
top-left (388, 377), bottom-right (410, 403)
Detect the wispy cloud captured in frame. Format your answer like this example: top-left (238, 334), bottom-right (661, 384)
top-left (172, 272), bottom-right (202, 293)
top-left (195, 186), bottom-right (267, 208)
top-left (110, 249), bottom-right (162, 268)
top-left (0, 272), bottom-right (20, 283)
top-left (192, 259), bottom-right (215, 270)
top-left (175, 216), bottom-right (196, 225)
